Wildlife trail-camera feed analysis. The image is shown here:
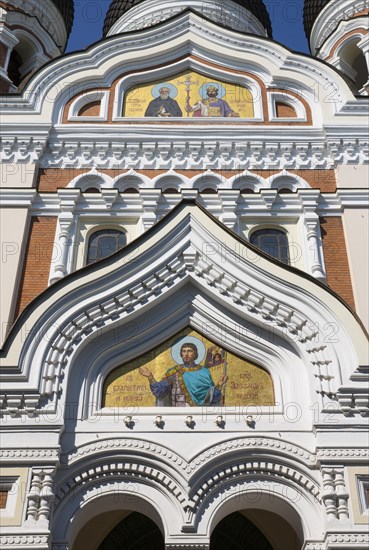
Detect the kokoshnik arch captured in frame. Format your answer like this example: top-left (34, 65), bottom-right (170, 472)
top-left (0, 1), bottom-right (368, 549)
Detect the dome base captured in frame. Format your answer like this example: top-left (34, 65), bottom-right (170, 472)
top-left (104, 0), bottom-right (272, 37)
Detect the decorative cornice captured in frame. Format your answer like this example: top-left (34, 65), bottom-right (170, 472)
top-left (327, 533), bottom-right (369, 546)
top-left (317, 448), bottom-right (369, 460)
top-left (1, 187), bottom-right (369, 216)
top-left (0, 126), bottom-right (50, 163)
top-left (0, 535), bottom-right (49, 547)
top-left (34, 129), bottom-right (369, 170)
top-left (0, 448), bottom-right (59, 462)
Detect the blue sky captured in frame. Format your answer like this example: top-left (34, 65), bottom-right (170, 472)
top-left (66, 0), bottom-right (310, 54)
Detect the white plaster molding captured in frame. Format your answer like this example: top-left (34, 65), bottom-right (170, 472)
top-left (317, 448), bottom-right (369, 461)
top-left (0, 535), bottom-right (49, 548)
top-left (0, 449), bottom-right (59, 462)
top-left (325, 533), bottom-right (369, 547)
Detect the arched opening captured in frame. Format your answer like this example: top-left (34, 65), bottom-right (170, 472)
top-left (162, 187), bottom-right (179, 194)
top-left (210, 511), bottom-right (273, 549)
top-left (96, 511), bottom-right (164, 550)
top-left (210, 510), bottom-right (300, 550)
top-left (339, 39), bottom-right (368, 90)
top-left (71, 504), bottom-right (166, 550)
top-left (201, 187), bottom-right (217, 194)
top-left (122, 187), bottom-right (139, 193)
top-left (7, 49), bottom-right (22, 87)
top-left (86, 228), bottom-right (126, 265)
top-left (277, 187), bottom-right (293, 194)
top-left (56, 487), bottom-right (168, 550)
top-left (250, 228), bottom-right (290, 265)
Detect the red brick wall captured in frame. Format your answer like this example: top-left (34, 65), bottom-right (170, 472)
top-left (77, 100), bottom-right (101, 117)
top-left (276, 102), bottom-right (297, 118)
top-left (0, 491), bottom-right (8, 509)
top-left (320, 217), bottom-right (355, 310)
top-left (15, 216), bottom-right (58, 319)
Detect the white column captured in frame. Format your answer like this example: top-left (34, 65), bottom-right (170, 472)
top-left (140, 189), bottom-right (161, 231)
top-left (218, 190), bottom-right (240, 230)
top-left (299, 191), bottom-right (326, 281)
top-left (49, 190), bottom-right (80, 284)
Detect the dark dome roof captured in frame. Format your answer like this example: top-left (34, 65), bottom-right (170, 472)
top-left (103, 0), bottom-right (272, 37)
top-left (51, 0), bottom-right (75, 36)
top-left (303, 0), bottom-right (332, 38)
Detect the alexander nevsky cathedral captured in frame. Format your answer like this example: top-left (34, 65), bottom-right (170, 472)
top-left (0, 0), bottom-right (368, 548)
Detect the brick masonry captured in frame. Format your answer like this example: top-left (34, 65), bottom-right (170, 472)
top-left (0, 491), bottom-right (8, 509)
top-left (276, 102), bottom-right (297, 118)
top-left (14, 216), bottom-right (58, 319)
top-left (320, 216), bottom-right (355, 310)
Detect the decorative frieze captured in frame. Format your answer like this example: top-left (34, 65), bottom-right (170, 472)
top-left (36, 136), bottom-right (369, 170)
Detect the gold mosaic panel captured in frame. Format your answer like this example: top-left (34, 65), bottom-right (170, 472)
top-left (123, 70), bottom-right (254, 118)
top-left (103, 328), bottom-right (274, 408)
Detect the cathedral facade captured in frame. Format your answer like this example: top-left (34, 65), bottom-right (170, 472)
top-left (0, 1), bottom-right (368, 548)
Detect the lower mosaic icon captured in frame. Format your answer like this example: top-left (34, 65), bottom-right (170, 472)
top-left (103, 328), bottom-right (274, 407)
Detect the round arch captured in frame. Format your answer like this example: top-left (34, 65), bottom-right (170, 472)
top-left (51, 477), bottom-right (183, 548)
top-left (198, 478), bottom-right (323, 545)
top-left (67, 171), bottom-right (113, 191)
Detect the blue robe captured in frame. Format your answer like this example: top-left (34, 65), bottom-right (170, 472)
top-left (150, 364), bottom-right (221, 406)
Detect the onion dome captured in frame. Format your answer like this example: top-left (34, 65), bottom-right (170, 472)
top-left (103, 0), bottom-right (272, 38)
top-left (303, 0), bottom-right (331, 38)
top-left (51, 0), bottom-right (75, 37)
